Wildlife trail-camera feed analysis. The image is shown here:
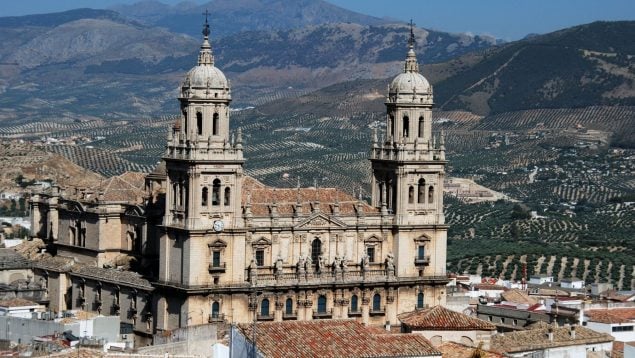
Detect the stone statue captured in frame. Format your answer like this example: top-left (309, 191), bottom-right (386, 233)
top-left (248, 259), bottom-right (258, 283)
top-left (385, 252), bottom-right (395, 276)
top-left (340, 256), bottom-right (348, 273)
top-left (297, 255), bottom-right (306, 273)
top-left (361, 254), bottom-right (369, 271)
top-left (316, 255), bottom-right (323, 273)
top-left (305, 254), bottom-right (313, 273)
top-left (274, 255), bottom-right (284, 275)
top-left (333, 256), bottom-right (342, 273)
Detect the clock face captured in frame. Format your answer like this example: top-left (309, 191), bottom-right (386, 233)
top-left (213, 220), bottom-right (224, 232)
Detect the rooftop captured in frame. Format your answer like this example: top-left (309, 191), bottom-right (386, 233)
top-left (437, 342), bottom-right (504, 358)
top-left (238, 320), bottom-right (441, 358)
top-left (490, 325), bottom-right (613, 354)
top-left (585, 308), bottom-right (635, 324)
top-left (0, 248), bottom-right (31, 270)
top-left (242, 178), bottom-right (377, 216)
top-left (501, 289), bottom-right (538, 305)
top-left (0, 297), bottom-right (39, 307)
top-left (398, 305), bottom-right (496, 331)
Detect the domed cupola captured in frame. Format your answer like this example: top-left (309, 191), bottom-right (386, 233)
top-left (387, 24), bottom-right (432, 105)
top-left (180, 18), bottom-right (230, 100)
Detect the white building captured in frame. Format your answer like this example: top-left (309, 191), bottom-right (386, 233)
top-left (529, 275), bottom-right (554, 285)
top-left (0, 298), bottom-right (45, 318)
top-left (561, 278), bottom-right (585, 289)
top-left (585, 308), bottom-right (635, 343)
top-left (491, 325), bottom-right (613, 357)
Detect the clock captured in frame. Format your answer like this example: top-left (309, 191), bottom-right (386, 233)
top-left (213, 220), bottom-right (224, 232)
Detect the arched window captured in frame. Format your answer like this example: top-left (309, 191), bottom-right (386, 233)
top-left (285, 298), bottom-right (293, 315)
top-left (317, 295), bottom-right (327, 314)
top-left (201, 187), bottom-right (208, 207)
top-left (417, 292), bottom-right (424, 309)
top-left (428, 186), bottom-right (434, 204)
top-left (389, 114), bottom-right (395, 137)
top-left (408, 186), bottom-right (414, 204)
top-left (196, 112), bottom-right (203, 135)
top-left (418, 116), bottom-right (424, 138)
top-left (172, 182), bottom-right (178, 208)
top-left (224, 187), bottom-right (231, 206)
top-left (417, 178), bottom-right (426, 203)
top-left (403, 115), bottom-right (409, 138)
top-left (211, 301), bottom-right (220, 318)
top-left (212, 179), bottom-right (221, 206)
top-left (350, 295), bottom-right (359, 313)
top-left (260, 298), bottom-right (270, 317)
top-left (311, 238), bottom-right (321, 265)
top-left (372, 294), bottom-right (381, 311)
top-left (212, 113), bottom-right (219, 135)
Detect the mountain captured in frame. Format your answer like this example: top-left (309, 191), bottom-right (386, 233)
top-left (111, 0), bottom-right (388, 38)
top-left (0, 10), bottom-right (495, 124)
top-left (435, 21), bottom-right (635, 115)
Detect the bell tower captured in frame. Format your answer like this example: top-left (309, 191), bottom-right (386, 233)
top-left (163, 17), bottom-right (243, 231)
top-left (370, 23), bottom-right (446, 226)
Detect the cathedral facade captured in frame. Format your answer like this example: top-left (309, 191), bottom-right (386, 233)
top-left (28, 21), bottom-right (448, 344)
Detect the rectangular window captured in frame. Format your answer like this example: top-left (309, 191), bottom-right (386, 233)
top-left (613, 325), bottom-right (634, 332)
top-left (212, 251), bottom-right (221, 267)
top-left (418, 246), bottom-right (425, 259)
top-left (366, 247), bottom-right (375, 263)
top-left (255, 250), bottom-right (265, 267)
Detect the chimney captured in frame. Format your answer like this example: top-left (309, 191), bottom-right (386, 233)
top-left (547, 327), bottom-right (554, 342)
top-left (385, 320), bottom-right (391, 331)
top-left (570, 326), bottom-right (576, 340)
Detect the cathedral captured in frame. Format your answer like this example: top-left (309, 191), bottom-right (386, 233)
top-left (28, 19), bottom-right (448, 345)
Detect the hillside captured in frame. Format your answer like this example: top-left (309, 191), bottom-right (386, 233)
top-left (110, 0), bottom-right (387, 38)
top-left (0, 11), bottom-right (495, 124)
top-left (435, 21), bottom-right (635, 115)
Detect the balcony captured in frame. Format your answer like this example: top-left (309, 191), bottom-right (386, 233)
top-left (414, 256), bottom-right (430, 266)
top-left (208, 262), bottom-right (227, 273)
top-left (257, 313), bottom-right (275, 321)
top-left (282, 311), bottom-right (297, 320)
top-left (369, 307), bottom-right (385, 316)
top-left (313, 308), bottom-right (333, 319)
top-left (208, 313), bottom-right (225, 323)
top-left (348, 309), bottom-right (362, 317)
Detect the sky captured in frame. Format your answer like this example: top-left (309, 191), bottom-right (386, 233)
top-left (1, 0), bottom-right (634, 40)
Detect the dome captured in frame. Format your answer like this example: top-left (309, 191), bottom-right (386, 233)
top-left (180, 19), bottom-right (229, 91)
top-left (389, 71), bottom-right (431, 95)
top-left (183, 65), bottom-right (228, 89)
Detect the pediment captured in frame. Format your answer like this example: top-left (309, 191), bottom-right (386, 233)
top-left (125, 205), bottom-right (145, 217)
top-left (63, 200), bottom-right (85, 213)
top-left (208, 239), bottom-right (227, 248)
top-left (294, 213), bottom-right (347, 230)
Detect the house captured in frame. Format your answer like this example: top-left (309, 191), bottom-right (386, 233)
top-left (437, 341), bottom-right (504, 358)
top-left (561, 278), bottom-right (585, 289)
top-left (585, 308), bottom-right (635, 343)
top-left (232, 320), bottom-right (442, 357)
top-left (529, 275), bottom-right (554, 285)
top-left (490, 325), bottom-right (614, 357)
top-left (398, 305), bottom-right (497, 349)
top-left (0, 298), bottom-right (45, 318)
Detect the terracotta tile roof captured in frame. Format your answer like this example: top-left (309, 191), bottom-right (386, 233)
top-left (585, 308), bottom-right (635, 324)
top-left (473, 283), bottom-right (507, 291)
top-left (238, 320), bottom-right (441, 357)
top-left (501, 289), bottom-right (538, 305)
top-left (33, 255), bottom-right (75, 271)
top-left (438, 342), bottom-right (504, 358)
top-left (242, 185), bottom-right (377, 216)
top-left (98, 175), bottom-right (145, 202)
top-left (0, 248), bottom-right (31, 270)
top-left (71, 265), bottom-right (152, 289)
top-left (0, 298), bottom-right (39, 307)
top-left (398, 305), bottom-right (496, 331)
top-left (490, 325), bottom-right (613, 354)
